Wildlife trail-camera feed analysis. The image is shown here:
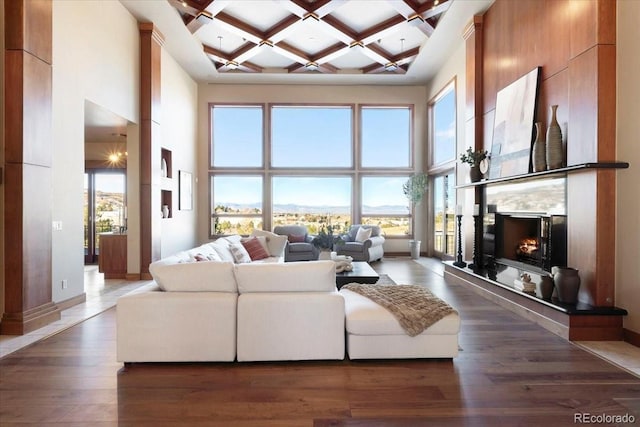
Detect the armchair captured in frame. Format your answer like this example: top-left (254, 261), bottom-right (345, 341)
top-left (335, 225), bottom-right (385, 262)
top-left (273, 225), bottom-right (320, 262)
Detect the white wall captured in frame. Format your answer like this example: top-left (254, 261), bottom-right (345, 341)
top-left (52, 0), bottom-right (140, 303)
top-left (197, 84), bottom-right (427, 253)
top-left (423, 41), bottom-right (472, 258)
top-left (160, 49), bottom-right (198, 257)
top-left (616, 0), bottom-right (640, 335)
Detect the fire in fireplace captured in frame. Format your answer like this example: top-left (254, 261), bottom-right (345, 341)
top-left (487, 213), bottom-right (567, 272)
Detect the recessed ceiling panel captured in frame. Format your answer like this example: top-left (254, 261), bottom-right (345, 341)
top-left (170, 0), bottom-right (453, 76)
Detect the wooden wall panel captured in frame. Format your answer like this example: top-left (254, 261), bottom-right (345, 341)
top-left (2, 0), bottom-right (58, 334)
top-left (567, 172), bottom-right (597, 306)
top-left (5, 0), bottom-right (52, 63)
top-left (471, 0), bottom-right (617, 308)
top-left (570, 0), bottom-right (616, 59)
top-left (568, 47), bottom-right (598, 164)
top-left (138, 23), bottom-right (164, 276)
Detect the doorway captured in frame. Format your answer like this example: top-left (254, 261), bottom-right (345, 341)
top-left (84, 170), bottom-right (126, 264)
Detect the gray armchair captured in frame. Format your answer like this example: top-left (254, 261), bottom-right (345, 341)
top-left (336, 225), bottom-right (385, 262)
top-left (273, 225), bottom-right (320, 262)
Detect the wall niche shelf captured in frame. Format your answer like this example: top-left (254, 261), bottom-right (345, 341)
top-left (160, 148), bottom-right (173, 218)
top-left (456, 161), bottom-right (629, 189)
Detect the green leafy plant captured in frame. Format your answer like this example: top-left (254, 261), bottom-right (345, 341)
top-left (311, 216), bottom-right (346, 249)
top-left (403, 173), bottom-right (428, 206)
top-left (459, 147), bottom-right (488, 167)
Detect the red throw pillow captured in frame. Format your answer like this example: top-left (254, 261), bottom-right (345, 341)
top-left (288, 234), bottom-right (305, 243)
top-left (241, 237), bottom-right (270, 261)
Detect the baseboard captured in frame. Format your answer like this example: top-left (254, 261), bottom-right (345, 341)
top-left (141, 272), bottom-right (153, 280)
top-left (56, 293), bottom-right (87, 311)
top-left (623, 328), bottom-right (640, 348)
top-left (126, 273), bottom-right (141, 281)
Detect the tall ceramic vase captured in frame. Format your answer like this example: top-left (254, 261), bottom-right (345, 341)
top-left (546, 105), bottom-right (563, 169)
top-left (532, 122), bottom-right (546, 172)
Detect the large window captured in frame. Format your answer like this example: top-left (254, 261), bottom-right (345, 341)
top-left (428, 81), bottom-right (456, 168)
top-left (271, 106), bottom-right (352, 168)
top-left (272, 176), bottom-right (351, 234)
top-left (433, 173), bottom-right (455, 257)
top-left (211, 105), bottom-right (263, 167)
top-left (209, 103), bottom-right (415, 237)
top-left (211, 175), bottom-right (263, 235)
top-left (361, 176), bottom-right (411, 236)
top-left (361, 107), bottom-right (411, 168)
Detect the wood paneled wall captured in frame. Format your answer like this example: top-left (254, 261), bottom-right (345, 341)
top-left (139, 23), bottom-right (163, 280)
top-left (474, 0), bottom-right (617, 306)
top-left (2, 0), bottom-right (60, 334)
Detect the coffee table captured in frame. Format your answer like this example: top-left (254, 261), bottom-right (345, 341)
top-left (336, 261), bottom-right (379, 289)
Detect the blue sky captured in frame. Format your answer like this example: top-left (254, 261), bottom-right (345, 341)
top-left (211, 105), bottom-right (414, 209)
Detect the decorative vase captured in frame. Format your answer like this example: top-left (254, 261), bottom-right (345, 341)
top-left (537, 274), bottom-right (554, 300)
top-left (469, 165), bottom-right (482, 182)
top-left (162, 205), bottom-right (169, 218)
top-left (161, 158), bottom-right (168, 178)
top-left (552, 266), bottom-right (581, 304)
top-left (409, 240), bottom-right (421, 259)
top-left (546, 105), bottom-right (563, 169)
top-left (318, 250), bottom-right (332, 260)
top-left (532, 122), bottom-right (546, 172)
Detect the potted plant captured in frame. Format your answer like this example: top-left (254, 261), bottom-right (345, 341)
top-left (459, 147), bottom-right (488, 182)
top-left (311, 217), bottom-right (346, 258)
top-left (403, 174), bottom-right (428, 259)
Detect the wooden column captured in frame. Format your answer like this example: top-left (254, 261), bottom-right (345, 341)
top-left (566, 0), bottom-right (617, 306)
top-left (463, 15), bottom-right (485, 267)
top-left (2, 0), bottom-right (60, 334)
top-left (139, 23), bottom-right (163, 280)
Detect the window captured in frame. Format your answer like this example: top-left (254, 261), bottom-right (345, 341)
top-left (271, 106), bottom-right (352, 168)
top-left (211, 175), bottom-right (263, 235)
top-left (361, 176), bottom-right (410, 236)
top-left (209, 103), bottom-right (416, 237)
top-left (433, 173), bottom-right (455, 257)
top-left (272, 176), bottom-right (351, 234)
top-left (211, 105), bottom-right (263, 167)
top-left (361, 106), bottom-right (411, 168)
top-left (428, 81), bottom-right (456, 168)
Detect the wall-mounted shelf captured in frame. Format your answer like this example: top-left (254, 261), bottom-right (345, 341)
top-left (456, 162), bottom-right (629, 189)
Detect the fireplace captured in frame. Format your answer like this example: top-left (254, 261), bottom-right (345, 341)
top-left (486, 213), bottom-right (566, 272)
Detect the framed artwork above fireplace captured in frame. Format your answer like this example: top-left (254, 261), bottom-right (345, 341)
top-left (489, 67), bottom-right (541, 179)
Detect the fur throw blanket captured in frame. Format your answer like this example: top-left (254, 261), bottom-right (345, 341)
top-left (342, 284), bottom-right (457, 337)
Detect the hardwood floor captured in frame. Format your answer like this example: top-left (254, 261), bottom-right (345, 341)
top-left (1, 258), bottom-right (638, 426)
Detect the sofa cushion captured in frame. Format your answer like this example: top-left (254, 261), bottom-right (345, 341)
top-left (149, 261), bottom-right (237, 292)
top-left (230, 242), bottom-right (252, 264)
top-left (235, 260), bottom-right (336, 293)
top-left (355, 226), bottom-right (372, 242)
top-left (211, 240), bottom-right (235, 263)
top-left (250, 229), bottom-right (288, 257)
top-left (241, 237), bottom-right (270, 261)
top-left (288, 234), bottom-right (306, 243)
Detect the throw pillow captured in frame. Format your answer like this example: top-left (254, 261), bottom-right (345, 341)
top-left (288, 234), bottom-right (306, 243)
top-left (355, 226), bottom-right (372, 242)
top-left (241, 237), bottom-right (270, 261)
top-left (251, 229), bottom-right (287, 257)
top-left (229, 242), bottom-right (252, 264)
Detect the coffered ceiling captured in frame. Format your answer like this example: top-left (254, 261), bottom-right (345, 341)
top-left (121, 0), bottom-right (494, 84)
top-left (170, 0), bottom-right (450, 76)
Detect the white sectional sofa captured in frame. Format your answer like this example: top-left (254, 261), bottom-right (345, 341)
top-left (117, 234), bottom-right (345, 363)
top-left (117, 232), bottom-right (459, 363)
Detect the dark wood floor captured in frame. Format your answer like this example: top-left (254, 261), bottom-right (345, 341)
top-left (1, 258), bottom-right (638, 426)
